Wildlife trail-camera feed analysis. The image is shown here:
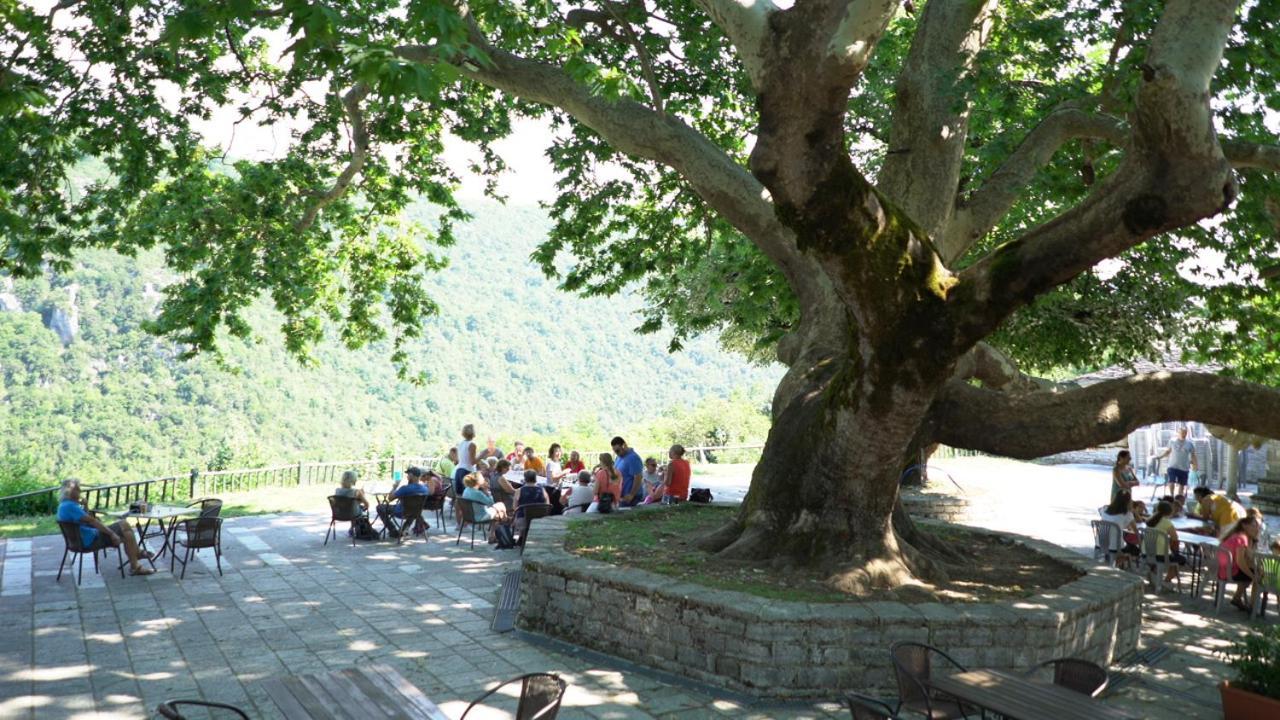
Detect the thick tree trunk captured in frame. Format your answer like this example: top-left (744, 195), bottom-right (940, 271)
top-left (699, 325), bottom-right (952, 592)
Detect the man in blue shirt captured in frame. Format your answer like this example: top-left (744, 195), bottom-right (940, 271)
top-left (611, 436), bottom-right (644, 507)
top-left (377, 467), bottom-right (431, 537)
top-left (55, 478), bottom-right (154, 576)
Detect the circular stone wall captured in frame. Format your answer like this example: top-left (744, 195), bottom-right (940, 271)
top-left (517, 510), bottom-right (1142, 699)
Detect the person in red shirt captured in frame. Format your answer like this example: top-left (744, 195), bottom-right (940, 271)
top-left (564, 450), bottom-right (586, 475)
top-left (1220, 515), bottom-right (1262, 613)
top-left (663, 444), bottom-right (691, 503)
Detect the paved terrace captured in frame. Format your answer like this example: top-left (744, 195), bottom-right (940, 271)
top-left (0, 480), bottom-right (1275, 719)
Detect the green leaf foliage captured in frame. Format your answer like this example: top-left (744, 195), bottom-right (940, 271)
top-left (0, 199), bottom-right (779, 486)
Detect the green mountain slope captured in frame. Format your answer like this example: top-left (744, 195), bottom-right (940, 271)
top-left (0, 201), bottom-right (781, 486)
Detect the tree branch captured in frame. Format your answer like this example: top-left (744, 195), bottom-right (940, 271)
top-left (932, 372), bottom-right (1280, 458)
top-left (567, 0), bottom-right (666, 116)
top-left (394, 37), bottom-right (825, 313)
top-left (946, 0), bottom-right (1241, 351)
top-left (690, 0), bottom-right (775, 88)
top-left (939, 109), bottom-right (1126, 263)
top-left (294, 83), bottom-right (370, 233)
top-left (1222, 139), bottom-right (1280, 172)
top-left (877, 0), bottom-right (996, 243)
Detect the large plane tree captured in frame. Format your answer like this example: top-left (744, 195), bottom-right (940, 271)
top-left (5, 0), bottom-right (1280, 590)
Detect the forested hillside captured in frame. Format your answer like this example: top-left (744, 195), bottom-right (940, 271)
top-left (0, 201), bottom-right (780, 490)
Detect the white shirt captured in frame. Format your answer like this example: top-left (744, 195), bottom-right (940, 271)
top-left (456, 439), bottom-right (476, 472)
top-left (1098, 510), bottom-right (1134, 550)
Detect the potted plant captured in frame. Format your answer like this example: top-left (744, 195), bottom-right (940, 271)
top-left (1220, 624), bottom-right (1280, 718)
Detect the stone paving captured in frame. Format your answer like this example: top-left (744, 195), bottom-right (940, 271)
top-left (0, 499), bottom-right (1275, 719)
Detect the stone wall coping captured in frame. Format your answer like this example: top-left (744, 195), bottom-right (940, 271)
top-left (522, 507), bottom-right (1142, 624)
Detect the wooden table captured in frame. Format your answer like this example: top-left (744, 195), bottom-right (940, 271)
top-left (262, 664), bottom-right (449, 720)
top-left (110, 504), bottom-right (195, 563)
top-left (928, 669), bottom-right (1135, 720)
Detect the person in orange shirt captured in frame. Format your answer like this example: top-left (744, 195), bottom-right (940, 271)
top-left (522, 447), bottom-right (546, 474)
top-left (664, 444), bottom-right (691, 503)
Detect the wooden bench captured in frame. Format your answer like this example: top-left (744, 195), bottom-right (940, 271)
top-left (261, 663), bottom-right (449, 720)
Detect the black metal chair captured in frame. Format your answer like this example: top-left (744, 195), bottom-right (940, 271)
top-left (845, 692), bottom-right (906, 720)
top-left (456, 498), bottom-right (494, 549)
top-left (424, 493), bottom-right (448, 533)
top-left (889, 641), bottom-right (975, 720)
top-left (56, 520), bottom-right (123, 585)
top-left (516, 503), bottom-right (553, 553)
top-left (461, 672), bottom-right (567, 720)
top-left (170, 517), bottom-right (223, 579)
top-left (186, 497), bottom-right (224, 519)
top-left (1022, 657), bottom-right (1108, 697)
top-left (156, 699), bottom-right (249, 719)
top-left (398, 494), bottom-right (429, 546)
top-left (326, 495), bottom-right (362, 546)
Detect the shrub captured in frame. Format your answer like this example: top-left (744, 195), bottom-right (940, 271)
top-left (1224, 624), bottom-right (1280, 700)
top-left (0, 454), bottom-right (57, 516)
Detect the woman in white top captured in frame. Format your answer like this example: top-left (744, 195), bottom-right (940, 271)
top-left (455, 424), bottom-right (477, 496)
top-left (545, 443), bottom-right (570, 484)
top-left (1098, 490), bottom-right (1139, 568)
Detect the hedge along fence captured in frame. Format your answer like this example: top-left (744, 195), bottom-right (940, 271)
top-left (0, 455), bottom-right (436, 517)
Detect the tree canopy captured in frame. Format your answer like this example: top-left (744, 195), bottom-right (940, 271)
top-left (6, 0), bottom-right (1280, 584)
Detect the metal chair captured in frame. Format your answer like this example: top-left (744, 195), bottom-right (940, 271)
top-left (170, 516), bottom-right (223, 579)
top-left (1090, 520), bottom-right (1122, 567)
top-left (456, 498), bottom-right (494, 549)
top-left (1023, 657), bottom-right (1108, 697)
top-left (186, 497), bottom-right (223, 519)
top-left (56, 520), bottom-right (124, 584)
top-left (845, 692), bottom-right (905, 719)
top-left (424, 493), bottom-right (448, 533)
top-left (156, 699), bottom-right (249, 719)
top-left (516, 503), bottom-right (553, 553)
top-left (461, 672), bottom-right (567, 720)
top-left (397, 494), bottom-right (429, 545)
top-left (325, 495), bottom-right (362, 546)
top-left (889, 641), bottom-right (975, 720)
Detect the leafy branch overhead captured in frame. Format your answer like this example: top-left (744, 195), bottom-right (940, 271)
top-left (2, 0), bottom-right (1279, 387)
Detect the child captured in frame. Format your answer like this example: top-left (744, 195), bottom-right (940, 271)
top-left (641, 457), bottom-right (665, 504)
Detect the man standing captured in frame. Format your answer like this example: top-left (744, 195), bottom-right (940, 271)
top-left (1156, 427), bottom-right (1199, 496)
top-left (55, 478), bottom-right (154, 576)
top-left (455, 424), bottom-right (477, 496)
top-left (611, 436), bottom-right (644, 507)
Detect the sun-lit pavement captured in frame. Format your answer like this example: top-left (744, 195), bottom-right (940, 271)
top-left (0, 459), bottom-right (1275, 719)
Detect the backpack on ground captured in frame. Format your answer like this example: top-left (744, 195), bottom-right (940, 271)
top-left (353, 516), bottom-right (380, 541)
top-left (597, 493), bottom-right (615, 514)
top-left (494, 524), bottom-right (516, 549)
top-left (689, 488), bottom-right (713, 503)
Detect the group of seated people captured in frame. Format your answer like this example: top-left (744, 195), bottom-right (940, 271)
top-left (335, 440), bottom-right (693, 545)
top-left (1097, 485), bottom-right (1275, 612)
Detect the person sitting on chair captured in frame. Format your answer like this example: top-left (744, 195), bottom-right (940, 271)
top-left (1221, 516), bottom-right (1262, 613)
top-left (56, 478), bottom-right (154, 576)
top-left (377, 467), bottom-right (431, 536)
top-left (461, 473), bottom-right (508, 541)
top-left (513, 470), bottom-right (550, 520)
top-left (562, 471), bottom-right (596, 514)
top-left (334, 470), bottom-right (369, 517)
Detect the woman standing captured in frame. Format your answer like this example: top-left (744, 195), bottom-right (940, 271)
top-left (455, 424), bottom-right (478, 496)
top-left (1111, 450), bottom-right (1139, 503)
